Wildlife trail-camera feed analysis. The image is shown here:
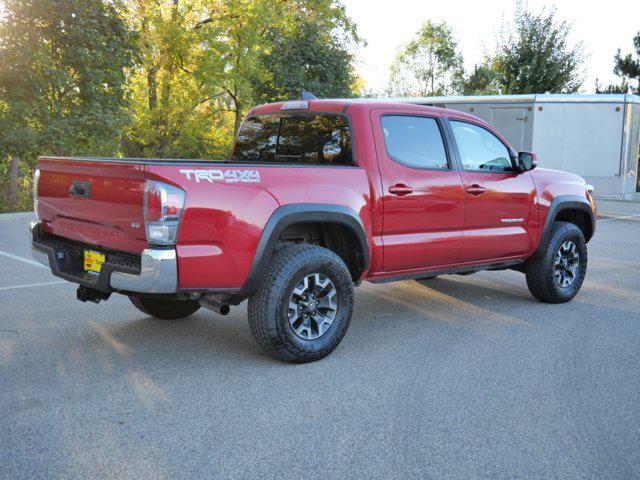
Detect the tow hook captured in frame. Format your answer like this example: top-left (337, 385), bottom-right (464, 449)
top-left (77, 286), bottom-right (111, 304)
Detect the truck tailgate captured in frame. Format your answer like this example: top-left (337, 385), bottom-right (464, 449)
top-left (37, 158), bottom-right (148, 254)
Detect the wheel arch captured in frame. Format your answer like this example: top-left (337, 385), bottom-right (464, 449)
top-left (235, 204), bottom-right (369, 301)
top-left (537, 195), bottom-right (595, 254)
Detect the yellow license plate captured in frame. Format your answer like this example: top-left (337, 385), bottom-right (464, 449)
top-left (84, 250), bottom-right (105, 274)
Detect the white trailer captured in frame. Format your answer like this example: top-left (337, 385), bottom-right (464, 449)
top-left (392, 94), bottom-right (640, 200)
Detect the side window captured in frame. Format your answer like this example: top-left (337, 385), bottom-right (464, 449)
top-left (450, 120), bottom-right (513, 172)
top-left (380, 115), bottom-right (449, 169)
top-left (233, 113), bottom-right (353, 165)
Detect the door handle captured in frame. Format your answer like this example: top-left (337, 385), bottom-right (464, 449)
top-left (69, 181), bottom-right (91, 198)
top-left (388, 184), bottom-right (413, 196)
top-left (465, 184), bottom-right (486, 196)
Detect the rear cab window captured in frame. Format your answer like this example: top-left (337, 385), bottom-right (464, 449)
top-left (233, 113), bottom-right (353, 166)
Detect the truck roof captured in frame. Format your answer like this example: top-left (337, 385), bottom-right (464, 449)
top-left (249, 98), bottom-right (478, 121)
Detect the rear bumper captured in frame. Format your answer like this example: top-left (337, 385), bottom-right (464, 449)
top-left (30, 222), bottom-right (177, 294)
top-left (110, 249), bottom-right (177, 293)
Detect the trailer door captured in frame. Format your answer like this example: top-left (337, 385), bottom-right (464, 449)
top-left (491, 107), bottom-right (527, 152)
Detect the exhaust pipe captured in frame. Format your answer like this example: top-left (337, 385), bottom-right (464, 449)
top-left (199, 297), bottom-right (230, 316)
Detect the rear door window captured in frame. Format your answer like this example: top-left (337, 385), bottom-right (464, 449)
top-left (233, 113), bottom-right (353, 165)
top-left (380, 115), bottom-right (449, 169)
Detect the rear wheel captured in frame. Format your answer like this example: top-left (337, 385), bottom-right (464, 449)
top-left (525, 221), bottom-right (587, 303)
top-left (248, 244), bottom-right (354, 363)
top-left (129, 296), bottom-right (201, 320)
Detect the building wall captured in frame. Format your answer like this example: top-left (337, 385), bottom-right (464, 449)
top-left (532, 102), bottom-right (624, 177)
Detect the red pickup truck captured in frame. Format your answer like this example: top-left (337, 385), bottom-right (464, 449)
top-left (31, 99), bottom-right (596, 362)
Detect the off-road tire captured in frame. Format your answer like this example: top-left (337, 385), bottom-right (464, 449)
top-left (129, 296), bottom-right (201, 320)
top-left (525, 221), bottom-right (588, 303)
top-left (248, 244), bottom-right (355, 363)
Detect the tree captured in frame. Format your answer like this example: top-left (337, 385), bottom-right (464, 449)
top-left (388, 20), bottom-right (464, 97)
top-left (198, 0), bottom-right (286, 136)
top-left (252, 0), bottom-right (359, 103)
top-left (124, 0), bottom-right (360, 159)
top-left (123, 0), bottom-right (232, 158)
top-left (612, 33), bottom-right (640, 94)
top-left (462, 63), bottom-right (500, 95)
top-left (493, 5), bottom-right (584, 94)
top-left (0, 0), bottom-right (137, 161)
top-left (595, 78), bottom-right (629, 94)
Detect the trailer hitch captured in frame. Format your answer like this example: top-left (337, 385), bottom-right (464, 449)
top-left (77, 286), bottom-right (111, 304)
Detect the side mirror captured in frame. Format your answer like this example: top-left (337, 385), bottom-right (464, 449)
top-left (517, 151), bottom-right (538, 172)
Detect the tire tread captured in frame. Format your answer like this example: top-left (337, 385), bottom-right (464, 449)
top-left (525, 221), bottom-right (587, 303)
top-left (248, 244), bottom-right (354, 363)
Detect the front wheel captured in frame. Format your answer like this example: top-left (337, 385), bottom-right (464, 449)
top-left (248, 244), bottom-right (355, 363)
top-left (129, 296), bottom-right (201, 320)
top-left (525, 221), bottom-right (588, 303)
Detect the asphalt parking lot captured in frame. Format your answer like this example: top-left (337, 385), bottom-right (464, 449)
top-left (1, 201), bottom-right (639, 480)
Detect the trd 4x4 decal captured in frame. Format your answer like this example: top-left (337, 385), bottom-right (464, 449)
top-left (179, 169), bottom-right (261, 184)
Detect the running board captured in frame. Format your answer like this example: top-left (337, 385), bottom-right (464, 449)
top-left (369, 259), bottom-right (524, 284)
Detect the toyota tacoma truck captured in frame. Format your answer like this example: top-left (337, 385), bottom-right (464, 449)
top-left (30, 99), bottom-right (596, 362)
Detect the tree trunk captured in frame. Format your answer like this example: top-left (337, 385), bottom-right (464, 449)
top-left (8, 157), bottom-right (19, 208)
top-left (233, 101), bottom-right (242, 136)
top-left (148, 67), bottom-right (158, 112)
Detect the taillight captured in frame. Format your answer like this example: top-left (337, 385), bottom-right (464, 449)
top-left (33, 169), bottom-right (40, 221)
top-left (143, 180), bottom-right (185, 245)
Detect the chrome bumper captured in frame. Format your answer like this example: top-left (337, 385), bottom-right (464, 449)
top-left (110, 249), bottom-right (177, 293)
top-left (30, 222), bottom-right (177, 294)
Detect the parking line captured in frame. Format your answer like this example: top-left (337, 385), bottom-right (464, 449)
top-left (0, 281), bottom-right (66, 292)
top-left (598, 212), bottom-right (640, 222)
top-left (0, 249), bottom-right (48, 269)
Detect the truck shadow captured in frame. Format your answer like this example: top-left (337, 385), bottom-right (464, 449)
top-left (90, 272), bottom-right (630, 366)
top-left (108, 310), bottom-right (275, 363)
top-left (413, 275), bottom-right (534, 302)
top-left (98, 275), bottom-right (538, 364)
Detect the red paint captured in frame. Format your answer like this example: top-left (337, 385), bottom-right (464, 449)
top-left (35, 100), bottom-right (596, 291)
top-left (37, 159), bottom-right (148, 254)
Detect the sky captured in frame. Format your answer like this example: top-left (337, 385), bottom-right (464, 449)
top-left (0, 0), bottom-right (637, 94)
top-left (342, 0), bottom-right (640, 94)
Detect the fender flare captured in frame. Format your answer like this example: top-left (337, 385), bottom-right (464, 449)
top-left (537, 195), bottom-right (596, 253)
top-left (236, 204), bottom-right (369, 300)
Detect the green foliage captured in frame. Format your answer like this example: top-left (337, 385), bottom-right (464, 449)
top-left (123, 0), bottom-right (237, 158)
top-left (493, 5), bottom-right (584, 94)
top-left (252, 0), bottom-right (358, 103)
top-left (123, 0), bottom-right (359, 159)
top-left (595, 78), bottom-right (629, 94)
top-left (388, 20), bottom-right (464, 97)
top-left (0, 0), bottom-right (137, 161)
top-left (0, 160), bottom-right (34, 213)
top-left (462, 63), bottom-right (500, 95)
top-left (0, 0), bottom-right (360, 210)
top-left (613, 33), bottom-right (640, 94)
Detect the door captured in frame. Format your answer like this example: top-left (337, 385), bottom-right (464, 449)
top-left (372, 110), bottom-right (466, 271)
top-left (490, 107), bottom-right (527, 152)
top-left (448, 119), bottom-right (537, 262)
